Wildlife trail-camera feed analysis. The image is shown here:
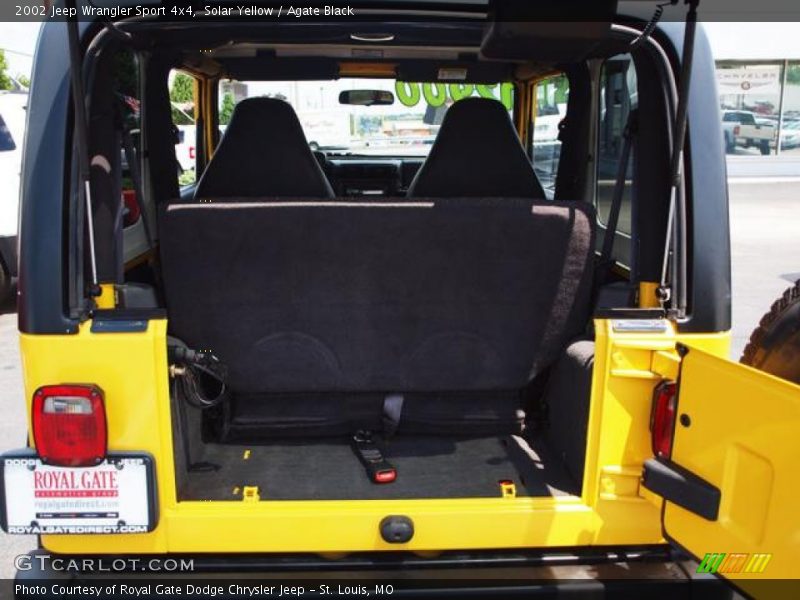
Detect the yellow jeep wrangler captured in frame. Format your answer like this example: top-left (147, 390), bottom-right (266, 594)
top-left (3, 0), bottom-right (799, 597)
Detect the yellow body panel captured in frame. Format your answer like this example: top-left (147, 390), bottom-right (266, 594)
top-left (637, 281), bottom-right (661, 309)
top-left (16, 318), bottom-right (730, 555)
top-left (20, 321), bottom-right (174, 553)
top-left (665, 346), bottom-right (800, 581)
top-left (95, 284), bottom-right (116, 309)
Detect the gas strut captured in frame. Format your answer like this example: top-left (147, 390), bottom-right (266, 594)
top-left (65, 0), bottom-right (101, 301)
top-left (659, 0), bottom-right (700, 316)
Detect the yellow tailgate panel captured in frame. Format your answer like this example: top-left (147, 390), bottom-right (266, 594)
top-left (16, 319), bottom-right (722, 554)
top-left (666, 346), bottom-right (800, 580)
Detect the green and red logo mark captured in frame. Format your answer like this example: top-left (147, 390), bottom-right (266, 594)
top-left (697, 553), bottom-right (772, 574)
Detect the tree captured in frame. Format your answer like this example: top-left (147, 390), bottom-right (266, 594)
top-left (787, 64), bottom-right (800, 85)
top-left (169, 72), bottom-right (195, 126)
top-left (170, 72), bottom-right (195, 103)
top-left (16, 73), bottom-right (30, 89)
top-left (219, 92), bottom-right (236, 125)
top-left (112, 50), bottom-right (138, 98)
top-left (171, 105), bottom-right (194, 126)
top-left (0, 50), bottom-right (12, 91)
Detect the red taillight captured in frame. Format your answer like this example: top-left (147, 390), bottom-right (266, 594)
top-left (733, 125), bottom-right (741, 136)
top-left (32, 385), bottom-right (107, 467)
top-left (122, 189), bottom-right (141, 227)
top-left (650, 381), bottom-right (677, 459)
top-left (188, 146), bottom-right (195, 160)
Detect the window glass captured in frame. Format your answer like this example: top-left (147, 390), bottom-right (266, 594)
top-left (217, 79), bottom-right (514, 157)
top-left (716, 61), bottom-right (800, 157)
top-left (717, 63), bottom-right (781, 156)
top-left (0, 114), bottom-right (15, 152)
top-left (169, 70), bottom-right (198, 187)
top-left (113, 50), bottom-right (144, 229)
top-left (597, 55), bottom-right (637, 236)
top-left (780, 62), bottom-right (800, 155)
top-left (531, 74), bottom-right (569, 199)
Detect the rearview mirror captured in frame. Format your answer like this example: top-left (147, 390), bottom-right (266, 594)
top-left (339, 90), bottom-right (394, 106)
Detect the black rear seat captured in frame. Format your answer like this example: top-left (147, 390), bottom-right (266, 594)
top-left (160, 198), bottom-right (595, 439)
top-left (164, 96), bottom-right (591, 440)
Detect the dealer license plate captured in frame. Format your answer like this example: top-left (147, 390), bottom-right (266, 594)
top-left (1, 452), bottom-right (156, 534)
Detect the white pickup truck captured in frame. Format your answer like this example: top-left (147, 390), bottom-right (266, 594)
top-left (0, 91), bottom-right (27, 304)
top-left (722, 109), bottom-right (776, 155)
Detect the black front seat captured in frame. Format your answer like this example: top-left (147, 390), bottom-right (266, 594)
top-left (194, 97), bottom-right (334, 200)
top-left (407, 97), bottom-right (545, 198)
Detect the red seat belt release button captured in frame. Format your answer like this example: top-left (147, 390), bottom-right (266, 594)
top-left (372, 466), bottom-right (397, 484)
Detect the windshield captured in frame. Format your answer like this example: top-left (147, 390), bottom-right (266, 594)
top-left (218, 78), bottom-right (514, 157)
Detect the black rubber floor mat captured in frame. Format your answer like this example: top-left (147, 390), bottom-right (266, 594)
top-left (178, 435), bottom-right (578, 501)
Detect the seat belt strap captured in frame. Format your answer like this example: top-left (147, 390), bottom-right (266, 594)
top-left (596, 110), bottom-right (638, 288)
top-left (382, 394), bottom-right (404, 438)
top-left (353, 431), bottom-right (397, 484)
top-left (121, 127), bottom-right (154, 249)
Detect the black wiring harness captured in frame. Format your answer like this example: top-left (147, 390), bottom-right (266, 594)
top-left (169, 345), bottom-right (230, 409)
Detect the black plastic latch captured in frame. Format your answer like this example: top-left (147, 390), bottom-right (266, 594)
top-left (642, 458), bottom-right (720, 521)
top-left (380, 516), bottom-right (414, 544)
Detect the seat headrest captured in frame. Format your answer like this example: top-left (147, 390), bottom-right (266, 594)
top-left (407, 97), bottom-right (545, 199)
top-left (194, 97), bottom-right (334, 200)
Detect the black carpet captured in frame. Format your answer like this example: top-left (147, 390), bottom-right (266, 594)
top-left (178, 435), bottom-right (578, 501)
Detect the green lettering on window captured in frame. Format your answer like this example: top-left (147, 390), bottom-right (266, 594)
top-left (395, 82), bottom-right (514, 110)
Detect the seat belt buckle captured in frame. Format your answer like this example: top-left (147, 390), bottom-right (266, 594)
top-left (353, 431), bottom-right (397, 484)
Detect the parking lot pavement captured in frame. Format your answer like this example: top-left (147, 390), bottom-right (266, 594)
top-left (729, 182), bottom-right (800, 358)
top-left (0, 298), bottom-right (34, 580)
top-left (0, 180), bottom-right (798, 577)
top-left (727, 154), bottom-right (800, 179)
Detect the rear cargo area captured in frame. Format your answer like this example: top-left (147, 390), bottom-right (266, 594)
top-left (162, 196), bottom-right (596, 504)
top-left (160, 98), bottom-right (597, 505)
top-left (178, 434), bottom-right (578, 501)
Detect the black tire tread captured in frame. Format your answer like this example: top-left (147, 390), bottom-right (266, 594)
top-left (741, 279), bottom-right (800, 369)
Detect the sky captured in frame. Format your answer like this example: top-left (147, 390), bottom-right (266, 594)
top-left (0, 23), bottom-right (41, 78)
top-left (1, 22), bottom-right (800, 80)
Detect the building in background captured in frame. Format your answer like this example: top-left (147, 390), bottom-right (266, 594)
top-left (706, 23), bottom-right (800, 157)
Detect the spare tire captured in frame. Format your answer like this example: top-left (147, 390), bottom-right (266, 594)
top-left (740, 279), bottom-right (800, 384)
